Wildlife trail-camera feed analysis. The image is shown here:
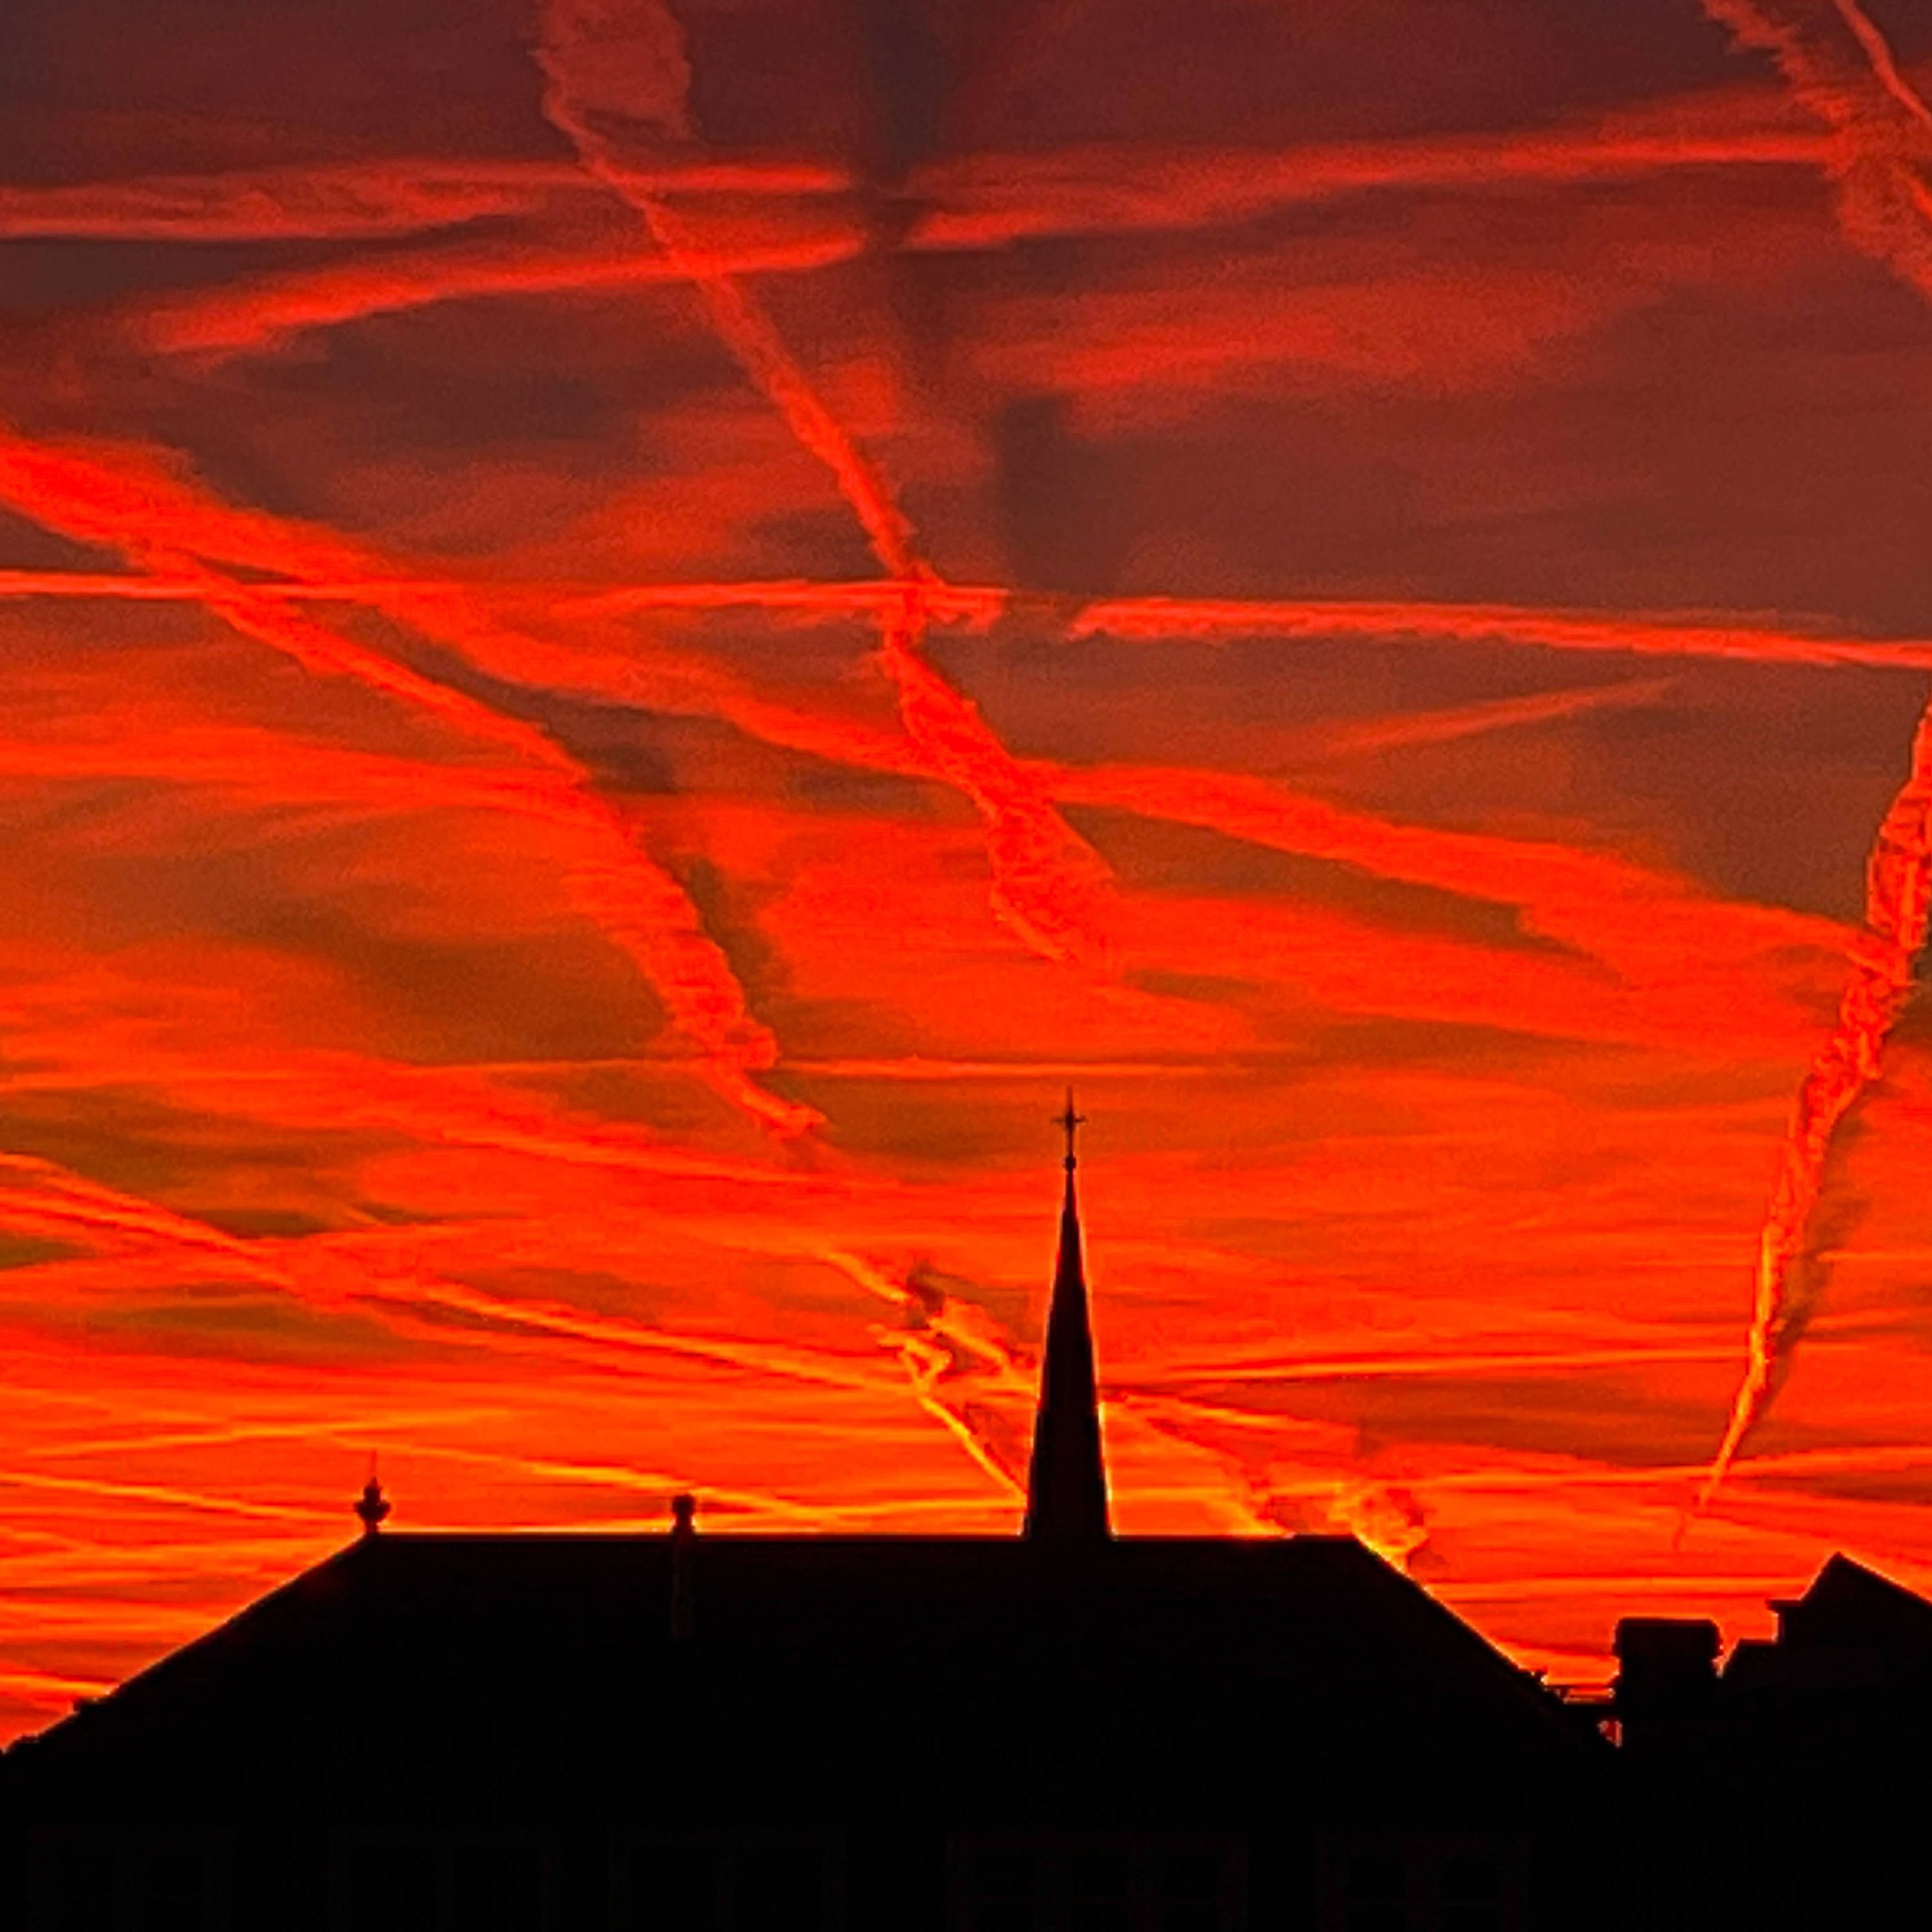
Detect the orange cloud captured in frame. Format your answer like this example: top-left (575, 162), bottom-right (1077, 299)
top-left (6, 0), bottom-right (1932, 1745)
top-left (0, 429), bottom-right (815, 1135)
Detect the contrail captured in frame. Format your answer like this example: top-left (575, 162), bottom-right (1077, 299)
top-left (878, 594), bottom-right (1111, 966)
top-left (23, 570), bottom-right (1932, 671)
top-left (1070, 592), bottom-right (1932, 670)
top-left (0, 430), bottom-right (816, 1135)
top-left (0, 115), bottom-right (1821, 252)
top-left (907, 120), bottom-right (1833, 252)
top-left (1698, 706), bottom-right (1932, 1506)
top-left (1037, 758), bottom-right (1848, 1030)
top-left (820, 1249), bottom-right (1028, 1497)
top-left (0, 155), bottom-right (843, 243)
top-left (531, 0), bottom-right (1112, 967)
top-left (1696, 0), bottom-right (1932, 1504)
top-left (531, 0), bottom-right (916, 571)
top-left (138, 231), bottom-right (865, 358)
top-left (17, 118), bottom-right (1826, 336)
top-left (1312, 677), bottom-right (1678, 754)
top-left (0, 1153), bottom-right (284, 1276)
top-left (0, 1157), bottom-right (898, 1397)
top-left (1699, 0), bottom-right (1932, 299)
top-left (0, 161), bottom-right (585, 242)
top-left (0, 558), bottom-right (1880, 1017)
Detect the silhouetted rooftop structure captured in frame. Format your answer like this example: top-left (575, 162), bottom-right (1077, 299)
top-left (1023, 1091), bottom-right (1109, 1542)
top-left (1736, 1549), bottom-right (1932, 1689)
top-left (354, 1470), bottom-right (390, 1539)
top-left (5, 1529), bottom-right (1616, 1930)
top-left (1611, 1552), bottom-right (1932, 1931)
top-left (2, 1119), bottom-right (1618, 1932)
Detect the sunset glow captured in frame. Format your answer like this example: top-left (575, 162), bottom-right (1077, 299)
top-left (3, 0), bottom-right (1932, 1740)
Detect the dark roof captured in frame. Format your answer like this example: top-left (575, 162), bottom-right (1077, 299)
top-left (1721, 1553), bottom-right (1932, 1697)
top-left (7, 1532), bottom-right (1607, 1831)
top-left (1776, 1553), bottom-right (1932, 1654)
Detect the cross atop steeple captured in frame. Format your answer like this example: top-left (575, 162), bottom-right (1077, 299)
top-left (1024, 1092), bottom-right (1111, 1543)
top-left (1057, 1088), bottom-right (1086, 1173)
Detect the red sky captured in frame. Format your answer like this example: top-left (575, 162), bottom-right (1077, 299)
top-left (2, 0), bottom-right (1932, 1737)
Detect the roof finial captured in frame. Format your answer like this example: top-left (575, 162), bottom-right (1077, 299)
top-left (1057, 1086), bottom-right (1085, 1174)
top-left (354, 1457), bottom-right (390, 1538)
top-left (670, 1492), bottom-right (697, 1641)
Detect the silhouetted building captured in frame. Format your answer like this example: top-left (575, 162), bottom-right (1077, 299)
top-left (1609, 1616), bottom-right (1719, 1748)
top-left (2, 1115), bottom-right (1616, 1931)
top-left (1613, 1553), bottom-right (1932, 1930)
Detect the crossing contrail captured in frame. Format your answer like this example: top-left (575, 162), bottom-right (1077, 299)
top-left (1697, 0), bottom-right (1932, 1504)
top-left (531, 0), bottom-right (1113, 969)
top-left (0, 429), bottom-right (818, 1136)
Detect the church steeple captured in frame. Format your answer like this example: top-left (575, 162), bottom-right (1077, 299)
top-left (1024, 1090), bottom-right (1111, 1541)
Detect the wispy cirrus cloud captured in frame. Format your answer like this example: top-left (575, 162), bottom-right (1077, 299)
top-left (1, 0), bottom-right (1931, 1737)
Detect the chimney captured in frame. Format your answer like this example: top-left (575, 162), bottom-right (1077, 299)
top-left (669, 1492), bottom-right (697, 1641)
top-left (1613, 1616), bottom-right (1719, 1748)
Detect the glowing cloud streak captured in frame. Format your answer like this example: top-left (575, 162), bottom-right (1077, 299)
top-left (10, 569), bottom-right (1929, 671)
top-left (1041, 761), bottom-right (1848, 1018)
top-left (136, 231), bottom-right (866, 358)
top-left (820, 1249), bottom-right (1027, 1497)
top-left (0, 157), bottom-right (844, 242)
top-left (0, 162), bottom-right (581, 241)
top-left (0, 430), bottom-right (815, 1135)
top-left (531, 0), bottom-right (1112, 967)
top-left (531, 0), bottom-right (916, 572)
top-left (1699, 0), bottom-right (1932, 1502)
top-left (1700, 706), bottom-right (1932, 1503)
top-left (33, 110), bottom-right (1832, 355)
top-left (906, 120), bottom-right (1835, 253)
top-left (1070, 594), bottom-right (1932, 670)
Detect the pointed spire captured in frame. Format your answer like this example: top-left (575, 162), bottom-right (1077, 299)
top-left (1024, 1090), bottom-right (1111, 1542)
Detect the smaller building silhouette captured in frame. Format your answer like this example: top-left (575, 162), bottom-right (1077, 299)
top-left (1613, 1552), bottom-right (1932, 1930)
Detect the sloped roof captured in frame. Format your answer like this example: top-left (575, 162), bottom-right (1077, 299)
top-left (6, 1533), bottom-right (1607, 1830)
top-left (1781, 1553), bottom-right (1932, 1653)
